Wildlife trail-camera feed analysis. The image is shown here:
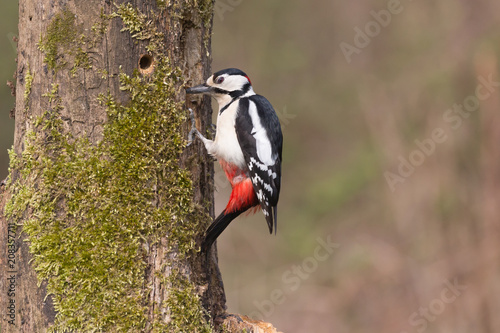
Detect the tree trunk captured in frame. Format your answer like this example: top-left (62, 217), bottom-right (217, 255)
top-left (1, 0), bottom-right (225, 331)
top-left (1, 1), bottom-right (281, 332)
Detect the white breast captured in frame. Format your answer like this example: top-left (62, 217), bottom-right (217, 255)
top-left (212, 101), bottom-right (246, 168)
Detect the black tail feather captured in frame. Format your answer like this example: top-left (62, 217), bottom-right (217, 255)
top-left (263, 205), bottom-right (278, 235)
top-left (202, 209), bottom-right (244, 253)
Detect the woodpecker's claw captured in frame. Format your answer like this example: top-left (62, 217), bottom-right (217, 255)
top-left (187, 108), bottom-right (216, 147)
top-left (187, 108), bottom-right (199, 146)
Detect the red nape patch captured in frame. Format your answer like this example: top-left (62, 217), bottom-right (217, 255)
top-left (244, 75), bottom-right (252, 85)
top-left (225, 178), bottom-right (259, 213)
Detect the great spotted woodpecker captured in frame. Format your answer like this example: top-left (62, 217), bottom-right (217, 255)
top-left (187, 68), bottom-right (283, 252)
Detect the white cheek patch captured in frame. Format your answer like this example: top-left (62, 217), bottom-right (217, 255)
top-left (248, 101), bottom-right (274, 165)
top-left (222, 75), bottom-right (249, 91)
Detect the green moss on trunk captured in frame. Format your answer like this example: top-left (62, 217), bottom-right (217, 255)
top-left (38, 7), bottom-right (107, 74)
top-left (23, 65), bottom-right (33, 112)
top-left (6, 2), bottom-right (215, 332)
top-left (37, 8), bottom-right (78, 71)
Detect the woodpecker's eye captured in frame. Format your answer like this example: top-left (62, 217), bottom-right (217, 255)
top-left (215, 77), bottom-right (224, 84)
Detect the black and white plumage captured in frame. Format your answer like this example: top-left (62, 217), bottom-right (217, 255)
top-left (186, 68), bottom-right (283, 252)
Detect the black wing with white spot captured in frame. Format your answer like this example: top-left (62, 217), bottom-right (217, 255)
top-left (235, 95), bottom-right (283, 234)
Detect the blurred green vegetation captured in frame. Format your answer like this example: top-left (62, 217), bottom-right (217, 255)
top-left (2, 1), bottom-right (500, 332)
top-left (212, 1), bottom-right (500, 332)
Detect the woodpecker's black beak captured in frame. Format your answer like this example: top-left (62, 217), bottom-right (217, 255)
top-left (186, 83), bottom-right (212, 94)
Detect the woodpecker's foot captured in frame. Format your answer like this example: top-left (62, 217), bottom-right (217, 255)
top-left (187, 108), bottom-right (216, 151)
top-left (187, 108), bottom-right (199, 146)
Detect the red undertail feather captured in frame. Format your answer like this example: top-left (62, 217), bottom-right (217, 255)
top-left (226, 178), bottom-right (259, 213)
top-left (219, 160), bottom-right (259, 214)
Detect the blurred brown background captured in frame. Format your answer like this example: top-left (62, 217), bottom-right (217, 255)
top-left (2, 1), bottom-right (500, 332)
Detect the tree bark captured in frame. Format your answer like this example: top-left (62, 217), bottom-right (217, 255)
top-left (1, 0), bottom-right (226, 331)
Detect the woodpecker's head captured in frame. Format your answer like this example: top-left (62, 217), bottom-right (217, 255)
top-left (186, 68), bottom-right (254, 104)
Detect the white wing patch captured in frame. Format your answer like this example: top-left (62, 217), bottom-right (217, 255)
top-left (268, 169), bottom-right (277, 179)
top-left (248, 101), bottom-right (274, 165)
top-left (263, 182), bottom-right (274, 194)
top-left (250, 171), bottom-right (273, 195)
top-left (249, 157), bottom-right (275, 197)
top-left (249, 157), bottom-right (277, 179)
